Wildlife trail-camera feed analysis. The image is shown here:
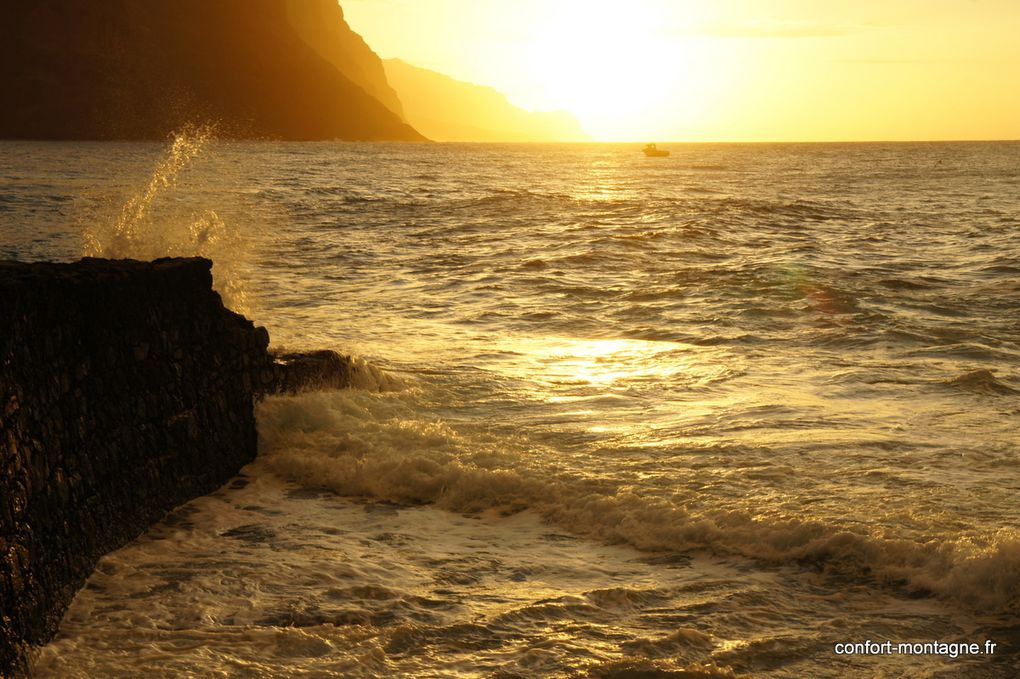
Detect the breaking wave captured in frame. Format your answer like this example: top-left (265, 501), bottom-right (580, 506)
top-left (257, 386), bottom-right (1020, 617)
top-left (80, 124), bottom-right (253, 313)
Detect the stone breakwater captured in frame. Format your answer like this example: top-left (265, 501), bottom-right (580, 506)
top-left (0, 258), bottom-right (351, 676)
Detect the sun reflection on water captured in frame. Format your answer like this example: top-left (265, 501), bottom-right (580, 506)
top-left (510, 337), bottom-right (693, 389)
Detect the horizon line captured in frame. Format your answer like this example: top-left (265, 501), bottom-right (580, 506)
top-left (419, 138), bottom-right (1020, 145)
top-left (2, 137), bottom-right (1018, 145)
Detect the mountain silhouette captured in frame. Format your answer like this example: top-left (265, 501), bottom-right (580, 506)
top-left (384, 59), bottom-right (588, 142)
top-left (0, 0), bottom-right (422, 140)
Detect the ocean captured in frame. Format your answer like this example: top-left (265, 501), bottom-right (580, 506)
top-left (2, 137), bottom-right (1018, 677)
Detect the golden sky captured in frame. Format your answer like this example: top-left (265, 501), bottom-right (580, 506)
top-left (344, 0), bottom-right (1020, 142)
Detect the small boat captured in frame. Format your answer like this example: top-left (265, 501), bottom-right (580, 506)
top-left (643, 143), bottom-right (669, 157)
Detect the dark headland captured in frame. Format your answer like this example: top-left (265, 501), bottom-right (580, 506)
top-left (0, 0), bottom-right (423, 141)
top-left (0, 258), bottom-right (352, 676)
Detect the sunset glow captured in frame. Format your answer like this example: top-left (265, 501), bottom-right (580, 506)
top-left (345, 0), bottom-right (1020, 141)
top-left (520, 2), bottom-right (721, 140)
top-left (5, 0), bottom-right (1020, 674)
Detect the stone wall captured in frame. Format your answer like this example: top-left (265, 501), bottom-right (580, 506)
top-left (0, 257), bottom-right (275, 676)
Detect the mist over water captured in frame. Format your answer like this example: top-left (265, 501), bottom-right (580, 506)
top-left (3, 140), bottom-right (1018, 677)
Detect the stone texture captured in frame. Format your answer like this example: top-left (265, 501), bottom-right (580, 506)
top-left (0, 257), bottom-right (290, 676)
top-left (270, 350), bottom-right (355, 394)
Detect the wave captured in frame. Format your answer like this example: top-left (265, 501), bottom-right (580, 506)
top-left (588, 659), bottom-right (739, 678)
top-left (78, 125), bottom-right (253, 313)
top-left (683, 164), bottom-right (730, 172)
top-left (878, 277), bottom-right (936, 291)
top-left (943, 369), bottom-right (1018, 395)
top-left (362, 190), bottom-right (857, 229)
top-left (256, 387), bottom-right (1020, 617)
top-left (447, 188), bottom-right (583, 212)
top-left (701, 197), bottom-right (856, 223)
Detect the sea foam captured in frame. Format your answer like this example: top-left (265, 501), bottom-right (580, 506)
top-left (257, 384), bottom-right (1020, 617)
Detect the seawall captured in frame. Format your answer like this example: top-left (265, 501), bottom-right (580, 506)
top-left (0, 258), bottom-right (276, 676)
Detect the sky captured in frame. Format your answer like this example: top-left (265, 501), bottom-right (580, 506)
top-left (343, 0), bottom-right (1020, 142)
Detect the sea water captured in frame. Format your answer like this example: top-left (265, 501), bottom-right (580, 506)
top-left (2, 139), bottom-right (1018, 677)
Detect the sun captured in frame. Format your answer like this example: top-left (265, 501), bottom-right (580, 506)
top-left (523, 1), bottom-right (714, 140)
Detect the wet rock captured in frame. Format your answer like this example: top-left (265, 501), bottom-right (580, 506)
top-left (0, 257), bottom-right (273, 676)
top-left (269, 350), bottom-right (354, 394)
top-left (0, 257), bottom-right (361, 675)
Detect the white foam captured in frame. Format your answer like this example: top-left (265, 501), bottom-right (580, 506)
top-left (79, 125), bottom-right (253, 314)
top-left (257, 387), bottom-right (1020, 616)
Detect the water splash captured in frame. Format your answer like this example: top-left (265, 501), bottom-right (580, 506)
top-left (81, 124), bottom-right (252, 314)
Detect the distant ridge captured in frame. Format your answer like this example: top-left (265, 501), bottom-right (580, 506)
top-left (285, 0), bottom-right (406, 121)
top-left (0, 0), bottom-right (423, 141)
top-left (384, 59), bottom-right (589, 142)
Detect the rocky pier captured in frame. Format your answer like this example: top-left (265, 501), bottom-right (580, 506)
top-left (0, 257), bottom-right (351, 676)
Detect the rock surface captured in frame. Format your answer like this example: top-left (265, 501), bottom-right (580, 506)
top-left (0, 257), bottom-right (351, 676)
top-left (285, 0), bottom-right (406, 121)
top-left (0, 0), bottom-right (422, 141)
top-left (270, 350), bottom-right (356, 394)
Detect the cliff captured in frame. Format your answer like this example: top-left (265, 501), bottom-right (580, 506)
top-left (0, 258), bottom-right (357, 676)
top-left (285, 0), bottom-right (406, 121)
top-left (384, 59), bottom-right (589, 142)
top-left (0, 0), bottom-right (423, 141)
